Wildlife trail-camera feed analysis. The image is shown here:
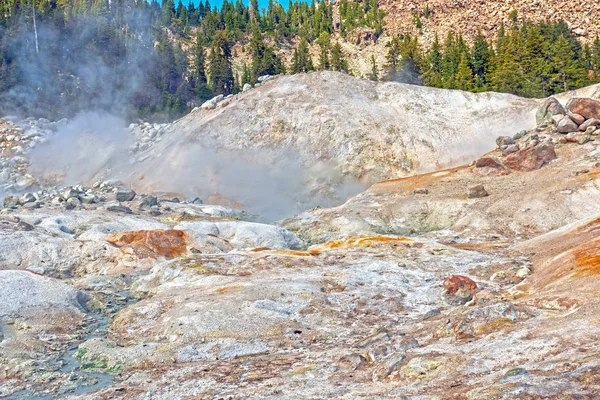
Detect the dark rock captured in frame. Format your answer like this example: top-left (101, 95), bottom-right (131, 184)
top-left (513, 130), bottom-right (527, 140)
top-left (443, 275), bottom-right (478, 305)
top-left (106, 202), bottom-right (133, 214)
top-left (115, 188), bottom-right (136, 202)
top-left (19, 192), bottom-right (36, 205)
top-left (468, 184), bottom-right (488, 198)
top-left (566, 98), bottom-right (600, 120)
top-left (413, 188), bottom-right (429, 195)
top-left (140, 195), bottom-right (158, 208)
top-left (495, 136), bottom-right (514, 147)
top-left (504, 143), bottom-right (556, 171)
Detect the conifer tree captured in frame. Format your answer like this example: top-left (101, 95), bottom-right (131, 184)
top-left (330, 42), bottom-right (349, 73)
top-left (455, 53), bottom-right (474, 91)
top-left (208, 30), bottom-right (234, 95)
top-left (369, 55), bottom-right (378, 81)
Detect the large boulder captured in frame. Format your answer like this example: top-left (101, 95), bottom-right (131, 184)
top-left (504, 142), bottom-right (556, 171)
top-left (106, 229), bottom-right (189, 259)
top-left (536, 97), bottom-right (565, 124)
top-left (0, 270), bottom-right (86, 318)
top-left (474, 157), bottom-right (510, 176)
top-left (556, 116), bottom-right (579, 133)
top-left (566, 98), bottom-right (600, 120)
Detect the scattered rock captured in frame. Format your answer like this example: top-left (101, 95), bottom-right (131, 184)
top-left (579, 118), bottom-right (600, 131)
top-left (495, 136), bottom-right (514, 147)
top-left (468, 184), bottom-right (488, 198)
top-left (568, 113), bottom-right (585, 125)
top-left (504, 142), bottom-right (556, 171)
top-left (115, 188), bottom-right (136, 202)
top-left (556, 116), bottom-right (579, 133)
top-left (413, 188), bottom-right (429, 195)
top-left (105, 202), bottom-right (133, 214)
top-left (443, 275), bottom-right (478, 305)
top-left (536, 97), bottom-right (565, 124)
top-left (474, 157), bottom-right (509, 176)
top-left (566, 98), bottom-right (600, 120)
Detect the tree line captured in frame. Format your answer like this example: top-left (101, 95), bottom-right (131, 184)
top-left (385, 18), bottom-right (600, 97)
top-left (1, 0), bottom-right (599, 120)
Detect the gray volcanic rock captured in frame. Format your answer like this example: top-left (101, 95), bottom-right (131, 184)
top-left (0, 270), bottom-right (85, 317)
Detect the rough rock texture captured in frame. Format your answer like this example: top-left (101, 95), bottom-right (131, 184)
top-left (127, 72), bottom-right (540, 195)
top-left (567, 97), bottom-right (600, 120)
top-left (503, 142), bottom-right (556, 171)
top-left (0, 270), bottom-right (85, 317)
top-left (380, 0), bottom-right (600, 47)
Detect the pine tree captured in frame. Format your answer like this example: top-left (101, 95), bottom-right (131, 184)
top-left (330, 42), bottom-right (349, 72)
top-left (208, 30), bottom-right (234, 95)
top-left (317, 31), bottom-right (331, 70)
top-left (455, 53), bottom-right (474, 91)
top-left (369, 55), bottom-right (378, 81)
top-left (291, 38), bottom-right (313, 73)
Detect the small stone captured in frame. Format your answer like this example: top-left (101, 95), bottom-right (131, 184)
top-left (443, 275), bottom-right (478, 305)
top-left (106, 202), bottom-right (133, 214)
top-left (67, 197), bottom-right (81, 206)
top-left (490, 271), bottom-right (507, 281)
top-left (16, 221), bottom-right (34, 231)
top-left (568, 112), bottom-right (585, 125)
top-left (496, 136), bottom-right (514, 147)
top-left (502, 144), bottom-right (519, 156)
top-left (579, 118), bottom-right (600, 132)
top-left (19, 192), bottom-right (36, 205)
top-left (3, 196), bottom-right (19, 208)
top-left (413, 188), bottom-right (429, 195)
top-left (468, 184), bottom-right (488, 198)
top-left (515, 267), bottom-right (531, 278)
top-left (243, 83), bottom-right (252, 92)
top-left (513, 130), bottom-right (527, 140)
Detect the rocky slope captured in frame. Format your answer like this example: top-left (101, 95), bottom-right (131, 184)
top-left (380, 0), bottom-right (600, 46)
top-left (4, 80), bottom-right (600, 399)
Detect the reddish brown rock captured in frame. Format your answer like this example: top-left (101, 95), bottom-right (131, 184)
top-left (106, 229), bottom-right (188, 259)
top-left (566, 98), bottom-right (600, 120)
top-left (474, 157), bottom-right (510, 176)
top-left (443, 275), bottom-right (478, 305)
top-left (504, 143), bottom-right (556, 172)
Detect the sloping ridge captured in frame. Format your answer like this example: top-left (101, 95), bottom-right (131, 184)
top-left (130, 71), bottom-right (539, 189)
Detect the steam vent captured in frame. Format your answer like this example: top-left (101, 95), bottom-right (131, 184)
top-left (2, 1), bottom-right (600, 398)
